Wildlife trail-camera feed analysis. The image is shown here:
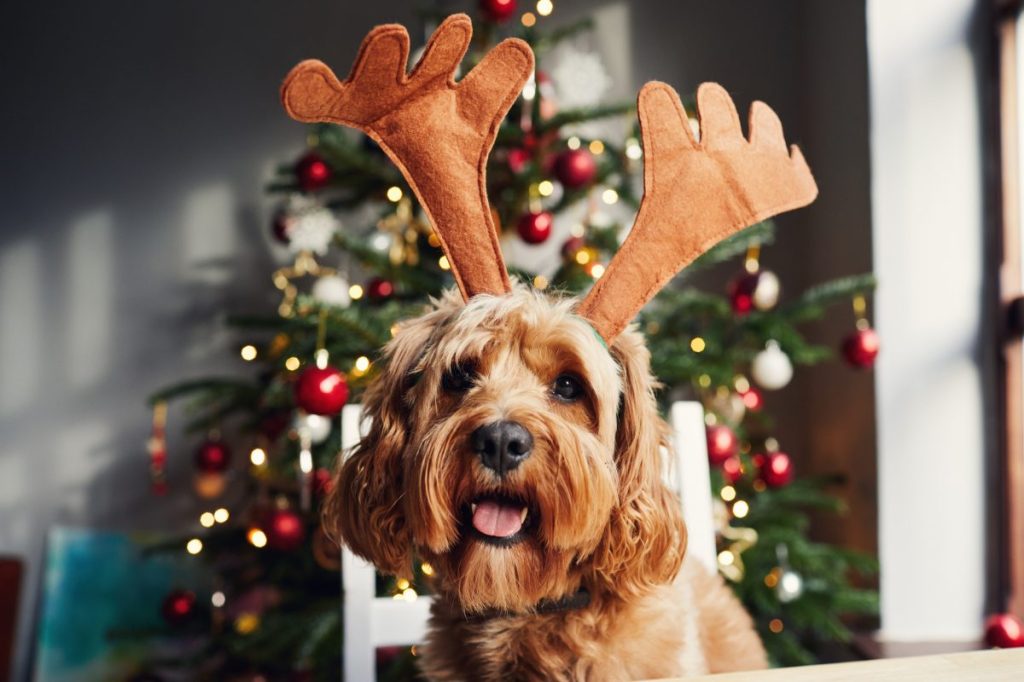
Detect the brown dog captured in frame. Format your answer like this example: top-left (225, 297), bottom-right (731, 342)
top-left (325, 287), bottom-right (767, 680)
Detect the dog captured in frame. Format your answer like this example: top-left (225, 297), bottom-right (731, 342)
top-left (324, 286), bottom-right (768, 680)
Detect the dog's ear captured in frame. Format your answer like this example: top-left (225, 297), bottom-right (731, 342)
top-left (588, 329), bottom-right (686, 596)
top-left (323, 309), bottom-right (442, 579)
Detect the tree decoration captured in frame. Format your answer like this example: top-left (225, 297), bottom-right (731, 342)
top-left (985, 613), bottom-right (1024, 648)
top-left (555, 148), bottom-right (597, 188)
top-left (266, 508), bottom-right (306, 551)
top-left (377, 197), bottom-right (431, 266)
top-left (843, 294), bottom-right (880, 369)
top-left (550, 45), bottom-right (612, 109)
top-left (759, 451), bottom-right (794, 488)
top-left (195, 438), bottom-right (231, 473)
top-left (272, 250), bottom-right (339, 318)
top-left (311, 274), bottom-right (351, 308)
top-left (738, 386), bottom-right (764, 411)
top-left (728, 270), bottom-right (780, 313)
top-left (772, 544), bottom-right (804, 603)
top-left (751, 340), bottom-right (793, 390)
top-left (295, 152), bottom-right (331, 191)
top-left (294, 412), bottom-right (332, 445)
top-left (517, 211), bottom-right (554, 244)
top-left (194, 472), bottom-right (227, 499)
top-left (706, 424), bottom-right (739, 466)
top-left (161, 589), bottom-right (197, 626)
top-left (367, 277), bottom-right (394, 303)
top-left (507, 147), bottom-right (530, 173)
top-left (148, 401), bottom-right (168, 495)
top-left (479, 0), bottom-right (517, 23)
top-left (717, 524), bottom-right (759, 583)
top-left (722, 456), bottom-right (743, 484)
top-left (286, 204), bottom-right (339, 256)
top-left (294, 365), bottom-right (348, 416)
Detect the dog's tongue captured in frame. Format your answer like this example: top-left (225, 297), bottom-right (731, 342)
top-left (472, 500), bottom-right (524, 538)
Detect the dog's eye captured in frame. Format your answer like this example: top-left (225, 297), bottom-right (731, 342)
top-left (552, 373), bottom-right (584, 402)
top-left (442, 363), bottom-right (476, 393)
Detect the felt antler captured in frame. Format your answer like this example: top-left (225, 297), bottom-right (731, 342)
top-left (577, 82), bottom-right (818, 342)
top-left (281, 14), bottom-right (534, 300)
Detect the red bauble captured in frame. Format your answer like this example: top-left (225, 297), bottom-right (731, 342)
top-left (295, 152), bottom-right (331, 192)
top-left (759, 452), bottom-right (794, 488)
top-left (507, 148), bottom-right (530, 173)
top-left (161, 589), bottom-right (196, 626)
top-left (517, 211), bottom-right (553, 244)
top-left (561, 236), bottom-right (585, 259)
top-left (985, 613), bottom-right (1024, 648)
top-left (313, 468), bottom-right (334, 496)
top-left (728, 272), bottom-right (759, 314)
top-left (367, 277), bottom-right (394, 303)
top-left (554, 149), bottom-right (597, 188)
top-left (739, 386), bottom-right (764, 411)
top-left (294, 366), bottom-right (349, 416)
top-left (479, 0), bottom-right (517, 22)
top-left (195, 440), bottom-right (231, 473)
top-left (722, 456), bottom-right (743, 484)
top-left (843, 327), bottom-right (880, 369)
top-left (266, 509), bottom-right (306, 551)
top-left (706, 425), bottom-right (739, 466)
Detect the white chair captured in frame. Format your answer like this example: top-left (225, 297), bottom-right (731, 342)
top-left (339, 401), bottom-right (715, 680)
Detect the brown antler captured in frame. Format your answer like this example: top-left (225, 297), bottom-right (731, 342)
top-left (577, 82), bottom-right (818, 342)
top-left (281, 14), bottom-right (533, 300)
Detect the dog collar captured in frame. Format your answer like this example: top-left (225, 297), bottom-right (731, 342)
top-left (460, 587), bottom-right (591, 623)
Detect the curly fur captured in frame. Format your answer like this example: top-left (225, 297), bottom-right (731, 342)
top-left (324, 286), bottom-right (767, 680)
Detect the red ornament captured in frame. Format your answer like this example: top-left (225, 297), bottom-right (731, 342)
top-left (313, 468), bottom-right (334, 496)
top-left (367, 277), bottom-right (394, 303)
top-left (759, 451), bottom-right (793, 488)
top-left (985, 613), bottom-right (1024, 648)
top-left (517, 211), bottom-right (553, 244)
top-left (507, 148), bottom-right (530, 173)
top-left (161, 589), bottom-right (196, 626)
top-left (706, 425), bottom-right (739, 466)
top-left (195, 440), bottom-right (231, 473)
top-left (555, 149), bottom-right (597, 188)
top-left (266, 508), bottom-right (306, 551)
top-left (843, 327), bottom-right (880, 369)
top-left (728, 272), bottom-right (759, 314)
top-left (295, 152), bottom-right (331, 192)
top-left (294, 365), bottom-right (349, 416)
top-left (739, 386), bottom-right (764, 411)
top-left (479, 0), bottom-right (517, 22)
top-left (561, 236), bottom-right (585, 259)
top-left (722, 456), bottom-right (743, 484)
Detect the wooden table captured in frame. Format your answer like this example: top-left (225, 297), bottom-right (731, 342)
top-left (653, 649), bottom-right (1024, 681)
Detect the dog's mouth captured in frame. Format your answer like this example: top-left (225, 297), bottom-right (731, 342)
top-left (463, 494), bottom-right (535, 547)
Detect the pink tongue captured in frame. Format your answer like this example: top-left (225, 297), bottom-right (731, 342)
top-left (472, 500), bottom-right (524, 538)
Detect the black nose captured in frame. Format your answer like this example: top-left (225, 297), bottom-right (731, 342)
top-left (471, 420), bottom-right (533, 476)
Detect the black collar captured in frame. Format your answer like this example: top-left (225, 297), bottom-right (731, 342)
top-left (460, 588), bottom-right (591, 623)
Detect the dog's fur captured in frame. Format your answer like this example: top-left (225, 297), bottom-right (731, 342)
top-left (325, 286), bottom-right (767, 680)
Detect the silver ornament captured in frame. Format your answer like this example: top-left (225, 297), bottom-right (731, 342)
top-left (751, 341), bottom-right (793, 390)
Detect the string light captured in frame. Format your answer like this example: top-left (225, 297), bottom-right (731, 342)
top-left (567, 136), bottom-right (581, 150)
top-left (601, 188), bottom-right (619, 205)
top-left (690, 337), bottom-right (706, 353)
top-left (240, 344), bottom-right (258, 361)
top-left (214, 508), bottom-right (230, 523)
top-left (421, 563), bottom-right (435, 576)
top-left (386, 186), bottom-right (403, 202)
top-left (769, 618), bottom-right (784, 634)
top-left (717, 550), bottom-right (735, 566)
top-left (698, 374), bottom-right (712, 388)
top-left (186, 538), bottom-right (203, 555)
top-left (250, 447), bottom-right (267, 466)
top-left (720, 485), bottom-right (737, 502)
top-left (570, 222), bottom-right (585, 238)
top-left (349, 284), bottom-right (364, 300)
top-left (521, 11), bottom-right (537, 27)
top-left (575, 250), bottom-right (592, 265)
top-left (396, 578), bottom-right (411, 590)
top-left (732, 500), bottom-right (749, 518)
top-left (590, 263), bottom-right (605, 279)
top-left (537, 180), bottom-right (554, 197)
top-left (248, 528), bottom-right (268, 548)
top-left (589, 140), bottom-right (605, 155)
top-left (285, 356), bottom-right (301, 371)
top-left (625, 138), bottom-right (642, 160)
top-left (764, 568), bottom-right (780, 588)
top-left (536, 0), bottom-right (554, 16)
top-left (533, 275), bottom-right (549, 290)
top-left (211, 591), bottom-right (226, 607)
top-left (438, 255), bottom-right (451, 270)
top-left (354, 356), bottom-right (371, 373)
top-left (200, 512), bottom-right (215, 528)
top-left (235, 613), bottom-right (260, 634)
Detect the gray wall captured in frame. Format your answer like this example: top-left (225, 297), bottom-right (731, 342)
top-left (0, 2), bottom-right (872, 679)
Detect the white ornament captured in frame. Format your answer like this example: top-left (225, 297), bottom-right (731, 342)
top-left (753, 271), bottom-right (781, 311)
top-left (751, 341), bottom-right (793, 390)
top-left (295, 413), bottom-right (332, 444)
top-left (285, 196), bottom-right (339, 256)
top-left (776, 569), bottom-right (804, 603)
top-left (550, 46), bottom-right (612, 109)
top-left (312, 275), bottom-right (351, 308)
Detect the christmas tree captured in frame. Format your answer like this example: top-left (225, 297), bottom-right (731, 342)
top-left (136, 3), bottom-right (878, 679)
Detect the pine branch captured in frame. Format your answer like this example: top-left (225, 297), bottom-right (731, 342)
top-left (686, 221), bottom-right (777, 273)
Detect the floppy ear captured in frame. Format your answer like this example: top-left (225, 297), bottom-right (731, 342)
top-left (323, 310), bottom-right (441, 579)
top-left (587, 329), bottom-right (686, 596)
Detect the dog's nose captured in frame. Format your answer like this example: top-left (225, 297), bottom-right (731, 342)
top-left (471, 420), bottom-right (533, 475)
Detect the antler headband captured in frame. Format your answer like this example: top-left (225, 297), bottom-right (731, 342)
top-left (281, 14), bottom-right (817, 342)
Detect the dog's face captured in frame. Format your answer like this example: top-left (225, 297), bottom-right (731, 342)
top-left (326, 287), bottom-right (685, 612)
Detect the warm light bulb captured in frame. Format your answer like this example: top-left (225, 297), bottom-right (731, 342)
top-left (601, 188), bottom-right (618, 204)
top-left (285, 356), bottom-right (301, 371)
top-left (589, 140), bottom-right (605, 155)
top-left (690, 337), bottom-right (706, 353)
top-left (214, 508), bottom-right (230, 523)
top-left (386, 186), bottom-right (403, 202)
top-left (240, 344), bottom-right (257, 361)
top-left (438, 255), bottom-right (451, 270)
top-left (732, 500), bottom-right (749, 518)
top-left (250, 447), bottom-right (267, 466)
top-left (521, 11), bottom-right (537, 27)
top-left (354, 356), bottom-right (371, 373)
top-left (211, 591), bottom-right (226, 607)
top-left (349, 284), bottom-right (364, 300)
top-left (717, 550), bottom-right (735, 566)
top-left (248, 528), bottom-right (268, 548)
top-left (720, 485), bottom-right (737, 502)
top-left (186, 538), bottom-right (203, 555)
top-left (199, 512), bottom-right (215, 528)
top-left (538, 180), bottom-right (554, 197)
